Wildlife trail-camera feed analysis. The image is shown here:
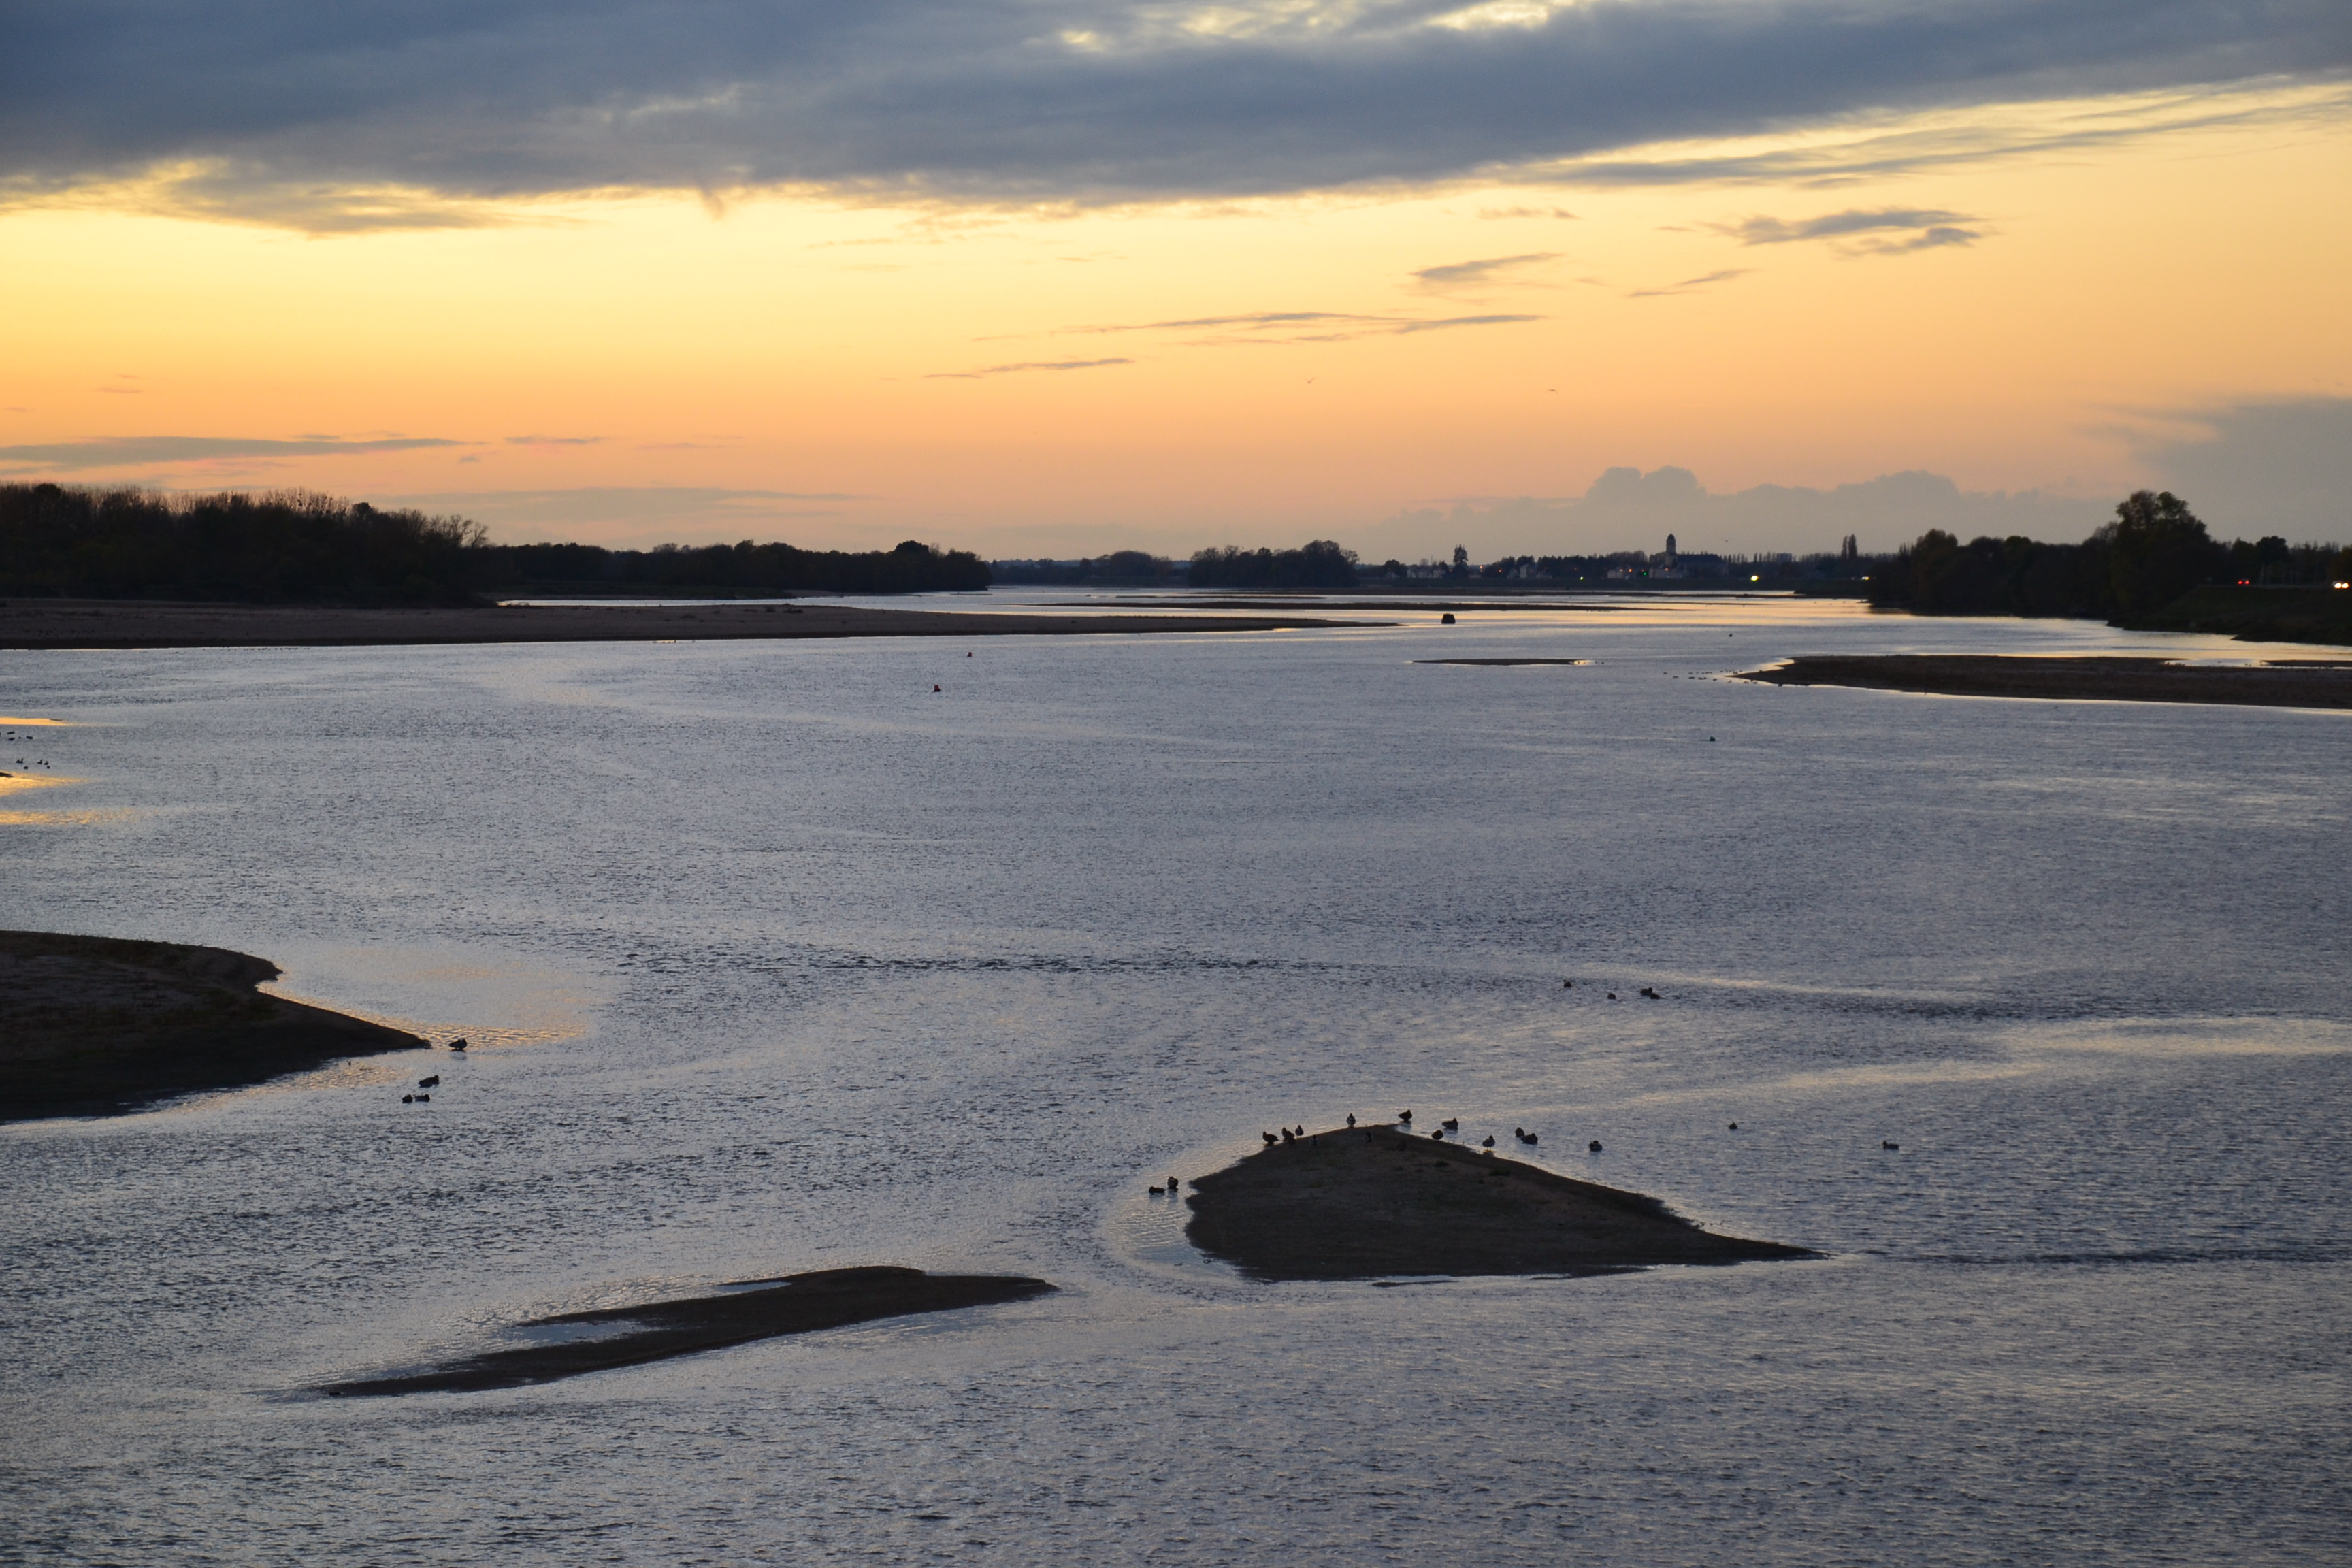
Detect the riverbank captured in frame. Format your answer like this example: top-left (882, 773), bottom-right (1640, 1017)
top-left (324, 1267), bottom-right (1057, 1395)
top-left (0, 931), bottom-right (425, 1120)
top-left (0, 598), bottom-right (1382, 649)
top-left (1736, 655), bottom-right (2352, 709)
top-left (1183, 1124), bottom-right (1812, 1281)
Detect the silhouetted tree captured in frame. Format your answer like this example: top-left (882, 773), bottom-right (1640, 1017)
top-left (2103, 490), bottom-right (2224, 616)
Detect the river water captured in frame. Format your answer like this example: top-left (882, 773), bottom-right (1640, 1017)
top-left (3, 593), bottom-right (2347, 1565)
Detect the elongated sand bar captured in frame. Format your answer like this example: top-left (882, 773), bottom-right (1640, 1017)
top-left (0, 599), bottom-right (1382, 650)
top-left (323, 1267), bottom-right (1058, 1395)
top-left (1737, 655), bottom-right (2352, 710)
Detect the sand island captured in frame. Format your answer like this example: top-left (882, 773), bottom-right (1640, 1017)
top-left (1735, 655), bottom-right (2352, 710)
top-left (0, 598), bottom-right (1383, 650)
top-left (0, 930), bottom-right (425, 1120)
top-left (323, 1266), bottom-right (1058, 1396)
top-left (1184, 1124), bottom-right (1812, 1281)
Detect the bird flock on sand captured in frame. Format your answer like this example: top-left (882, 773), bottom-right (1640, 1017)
top-left (399, 1037), bottom-right (469, 1104)
top-left (1145, 975), bottom-right (1907, 1192)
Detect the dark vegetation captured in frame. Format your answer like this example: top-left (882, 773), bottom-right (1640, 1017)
top-left (0, 483), bottom-right (990, 602)
top-left (1188, 539), bottom-right (1361, 588)
top-left (1869, 491), bottom-right (2351, 630)
top-left (324, 1267), bottom-right (1057, 1395)
top-left (1, 483), bottom-right (487, 604)
top-left (990, 550), bottom-right (1177, 585)
top-left (485, 536), bottom-right (990, 596)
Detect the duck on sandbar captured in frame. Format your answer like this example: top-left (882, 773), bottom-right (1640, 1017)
top-left (1397, 1110), bottom-right (1412, 1124)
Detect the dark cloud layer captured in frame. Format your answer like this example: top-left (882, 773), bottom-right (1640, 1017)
top-left (3, 2), bottom-right (2343, 225)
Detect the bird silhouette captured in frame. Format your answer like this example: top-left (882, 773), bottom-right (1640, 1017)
top-left (417, 1075), bottom-right (439, 1088)
top-left (1883, 1140), bottom-right (1900, 1150)
top-left (447, 1038), bottom-right (468, 1051)
top-left (1588, 1139), bottom-right (1603, 1152)
top-left (1441, 1117), bottom-right (1458, 1131)
top-left (1263, 1130), bottom-right (1279, 1145)
top-left (1397, 1110), bottom-right (1412, 1124)
top-left (1345, 1113), bottom-right (1356, 1128)
top-left (1481, 1135), bottom-right (1496, 1148)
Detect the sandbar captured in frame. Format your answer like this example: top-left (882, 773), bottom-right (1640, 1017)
top-left (0, 930), bottom-right (425, 1120)
top-left (1183, 1125), bottom-right (1812, 1281)
top-left (1736, 655), bottom-right (2352, 710)
top-left (0, 599), bottom-right (1382, 650)
top-left (323, 1266), bottom-right (1057, 1395)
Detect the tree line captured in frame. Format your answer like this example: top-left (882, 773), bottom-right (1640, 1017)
top-left (1867, 491), bottom-right (2351, 620)
top-left (0, 484), bottom-right (991, 602)
top-left (1186, 540), bottom-right (1360, 588)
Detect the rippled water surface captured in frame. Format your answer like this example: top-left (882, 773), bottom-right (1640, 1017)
top-left (4, 595), bottom-right (2348, 1564)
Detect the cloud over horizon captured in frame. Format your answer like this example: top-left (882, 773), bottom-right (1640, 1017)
top-left (3, 1), bottom-right (2343, 228)
top-left (0, 434), bottom-right (463, 472)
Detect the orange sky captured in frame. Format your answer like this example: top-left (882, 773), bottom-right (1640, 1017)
top-left (5, 77), bottom-right (2348, 559)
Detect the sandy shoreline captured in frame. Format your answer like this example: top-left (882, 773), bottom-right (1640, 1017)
top-left (1183, 1124), bottom-right (1812, 1281)
top-left (0, 931), bottom-right (425, 1120)
top-left (1736, 655), bottom-right (2352, 709)
top-left (0, 598), bottom-right (1383, 649)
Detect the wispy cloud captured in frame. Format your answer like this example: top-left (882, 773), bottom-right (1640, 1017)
top-left (1532, 81), bottom-right (2351, 191)
top-left (0, 434), bottom-right (463, 472)
top-left (1059, 310), bottom-right (1539, 345)
top-left (926, 357), bottom-right (1134, 380)
top-left (1392, 314), bottom-right (1542, 333)
top-left (1477, 206), bottom-right (1580, 220)
top-left (504, 434), bottom-right (603, 446)
top-left (1410, 252), bottom-right (1560, 290)
top-left (1628, 269), bottom-right (1752, 299)
top-left (1710, 207), bottom-right (1984, 253)
top-left (1, 3), bottom-right (2340, 226)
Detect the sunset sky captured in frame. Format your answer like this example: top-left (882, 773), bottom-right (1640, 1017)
top-left (5, 1), bottom-right (2348, 559)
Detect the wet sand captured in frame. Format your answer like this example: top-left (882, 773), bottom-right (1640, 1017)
top-left (1184, 1125), bottom-right (1812, 1281)
top-left (1735, 655), bottom-right (2352, 710)
top-left (0, 931), bottom-right (425, 1120)
top-left (0, 599), bottom-right (1381, 649)
top-left (323, 1267), bottom-right (1058, 1395)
